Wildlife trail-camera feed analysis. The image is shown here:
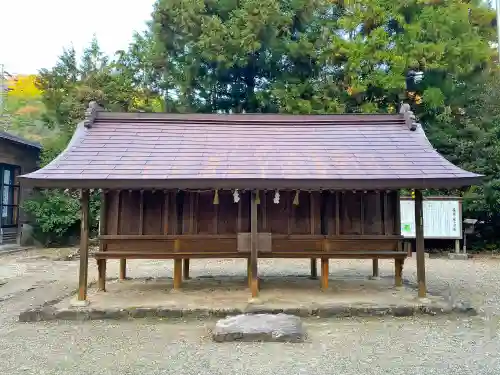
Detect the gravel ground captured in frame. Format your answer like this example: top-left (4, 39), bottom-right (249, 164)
top-left (1, 250), bottom-right (500, 374)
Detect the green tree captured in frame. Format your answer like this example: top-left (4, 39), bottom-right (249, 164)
top-left (150, 0), bottom-right (495, 114)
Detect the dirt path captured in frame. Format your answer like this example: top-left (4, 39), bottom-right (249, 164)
top-left (0, 250), bottom-right (499, 374)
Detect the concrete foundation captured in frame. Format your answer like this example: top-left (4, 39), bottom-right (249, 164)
top-left (18, 274), bottom-right (476, 322)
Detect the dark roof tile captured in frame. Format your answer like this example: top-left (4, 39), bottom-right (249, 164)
top-left (19, 111), bottom-right (482, 189)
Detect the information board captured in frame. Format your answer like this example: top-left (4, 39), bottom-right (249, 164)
top-left (400, 199), bottom-right (461, 239)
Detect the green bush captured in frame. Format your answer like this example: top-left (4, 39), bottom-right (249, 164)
top-left (22, 189), bottom-right (100, 247)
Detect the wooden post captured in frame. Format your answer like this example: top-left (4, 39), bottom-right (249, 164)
top-left (250, 190), bottom-right (259, 297)
top-left (247, 258), bottom-right (251, 287)
top-left (395, 258), bottom-right (403, 287)
top-left (97, 259), bottom-right (106, 291)
top-left (310, 258), bottom-right (318, 279)
top-left (173, 258), bottom-right (182, 289)
top-left (173, 238), bottom-right (182, 288)
top-left (183, 259), bottom-right (190, 280)
top-left (320, 258), bottom-right (329, 290)
top-left (77, 189), bottom-right (90, 301)
top-left (309, 193), bottom-right (318, 280)
top-left (405, 241), bottom-right (413, 257)
top-left (372, 259), bottom-right (379, 278)
top-left (415, 189), bottom-right (426, 298)
top-left (97, 190), bottom-right (107, 291)
top-left (119, 259), bottom-right (126, 280)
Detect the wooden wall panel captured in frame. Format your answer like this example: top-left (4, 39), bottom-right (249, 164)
top-left (142, 191), bottom-right (163, 235)
top-left (196, 192), bottom-right (215, 234)
top-left (363, 191), bottom-right (382, 235)
top-left (105, 190), bottom-right (120, 235)
top-left (239, 191), bottom-right (251, 233)
top-left (119, 191), bottom-right (140, 235)
top-left (291, 191), bottom-right (310, 234)
top-left (102, 189), bottom-right (402, 242)
top-left (266, 191), bottom-right (289, 234)
top-left (218, 191), bottom-right (238, 234)
top-left (340, 191), bottom-right (362, 235)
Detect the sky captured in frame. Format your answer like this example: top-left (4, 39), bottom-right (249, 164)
top-left (0, 0), bottom-right (156, 75)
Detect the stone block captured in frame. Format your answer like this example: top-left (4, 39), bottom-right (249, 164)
top-left (448, 253), bottom-right (469, 260)
top-left (212, 313), bottom-right (306, 343)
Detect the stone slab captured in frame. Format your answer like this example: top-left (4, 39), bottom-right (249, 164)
top-left (212, 313), bottom-right (305, 343)
top-left (448, 253), bottom-right (469, 260)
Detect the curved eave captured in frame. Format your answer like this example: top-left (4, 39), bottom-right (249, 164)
top-left (17, 175), bottom-right (483, 190)
top-left (18, 122), bottom-right (86, 181)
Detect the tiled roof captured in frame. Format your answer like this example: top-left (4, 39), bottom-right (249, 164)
top-left (19, 110), bottom-right (482, 190)
top-left (0, 130), bottom-right (41, 149)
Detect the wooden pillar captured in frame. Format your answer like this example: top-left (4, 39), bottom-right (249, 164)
top-left (250, 190), bottom-right (259, 297)
top-left (97, 190), bottom-right (107, 291)
top-left (173, 258), bottom-right (182, 289)
top-left (405, 241), bottom-right (413, 257)
top-left (119, 259), bottom-right (127, 280)
top-left (320, 258), bottom-right (329, 290)
top-left (415, 189), bottom-right (426, 298)
top-left (395, 258), bottom-right (404, 287)
top-left (173, 239), bottom-right (182, 288)
top-left (247, 258), bottom-right (251, 287)
top-left (97, 260), bottom-right (106, 291)
top-left (183, 259), bottom-right (190, 280)
top-left (372, 259), bottom-right (379, 278)
top-left (77, 189), bottom-right (90, 301)
top-left (310, 258), bottom-right (318, 279)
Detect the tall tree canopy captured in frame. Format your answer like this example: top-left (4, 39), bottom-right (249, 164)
top-left (150, 0), bottom-right (495, 114)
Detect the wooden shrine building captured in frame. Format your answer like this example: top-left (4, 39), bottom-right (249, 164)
top-left (19, 102), bottom-right (482, 302)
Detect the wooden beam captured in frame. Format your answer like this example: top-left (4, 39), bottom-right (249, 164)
top-left (250, 190), bottom-right (259, 297)
top-left (320, 258), bottom-right (329, 290)
top-left (415, 189), bottom-right (426, 298)
top-left (78, 189), bottom-right (90, 301)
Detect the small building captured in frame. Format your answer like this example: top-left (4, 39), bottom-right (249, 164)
top-left (19, 102), bottom-right (481, 302)
top-left (0, 131), bottom-right (41, 244)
